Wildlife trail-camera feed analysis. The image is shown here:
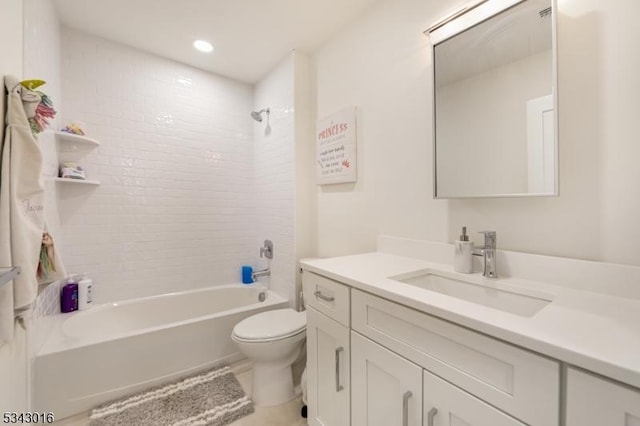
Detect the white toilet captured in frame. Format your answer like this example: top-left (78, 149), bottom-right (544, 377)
top-left (231, 308), bottom-right (306, 406)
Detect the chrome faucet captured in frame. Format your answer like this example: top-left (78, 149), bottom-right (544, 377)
top-left (472, 231), bottom-right (497, 278)
top-left (260, 240), bottom-right (273, 259)
top-left (252, 267), bottom-right (270, 281)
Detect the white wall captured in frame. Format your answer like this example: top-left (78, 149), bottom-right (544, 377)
top-left (314, 0), bottom-right (454, 257)
top-left (251, 51), bottom-right (314, 307)
top-left (23, 0), bottom-right (65, 325)
top-left (252, 53), bottom-right (296, 303)
top-left (293, 52), bottom-right (316, 309)
top-left (313, 0), bottom-right (640, 267)
top-left (60, 29), bottom-right (256, 303)
top-left (0, 0), bottom-right (27, 412)
top-left (0, 0), bottom-right (23, 139)
top-left (21, 1), bottom-right (65, 411)
top-left (24, 0), bottom-right (63, 252)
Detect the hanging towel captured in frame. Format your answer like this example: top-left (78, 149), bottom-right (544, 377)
top-left (0, 75), bottom-right (45, 343)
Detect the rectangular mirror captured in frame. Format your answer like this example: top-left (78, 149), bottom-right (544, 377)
top-left (429, 0), bottom-right (557, 198)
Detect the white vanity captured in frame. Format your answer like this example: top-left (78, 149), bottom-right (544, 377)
top-left (301, 237), bottom-right (640, 426)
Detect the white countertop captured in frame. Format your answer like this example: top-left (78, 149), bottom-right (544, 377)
top-left (300, 252), bottom-right (640, 390)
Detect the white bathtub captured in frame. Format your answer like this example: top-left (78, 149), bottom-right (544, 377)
top-left (34, 284), bottom-right (288, 419)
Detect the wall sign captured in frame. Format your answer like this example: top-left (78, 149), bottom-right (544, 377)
top-left (316, 106), bottom-right (357, 185)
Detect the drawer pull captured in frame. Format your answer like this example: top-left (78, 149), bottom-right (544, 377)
top-left (402, 391), bottom-right (412, 426)
top-left (427, 407), bottom-right (438, 426)
top-left (335, 346), bottom-right (344, 392)
top-left (314, 290), bottom-right (335, 302)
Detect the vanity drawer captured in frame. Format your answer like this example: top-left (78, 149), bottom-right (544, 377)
top-left (303, 272), bottom-right (350, 326)
top-left (352, 289), bottom-right (559, 426)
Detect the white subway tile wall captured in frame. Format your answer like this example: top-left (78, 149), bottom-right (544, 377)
top-left (23, 0), bottom-right (66, 322)
top-left (59, 29), bottom-right (258, 303)
top-left (253, 54), bottom-right (296, 305)
top-left (32, 282), bottom-right (62, 319)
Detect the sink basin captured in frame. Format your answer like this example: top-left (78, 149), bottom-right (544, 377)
top-left (392, 272), bottom-right (552, 317)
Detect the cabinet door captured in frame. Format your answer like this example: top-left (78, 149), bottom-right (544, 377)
top-left (566, 368), bottom-right (640, 426)
top-left (423, 370), bottom-right (526, 426)
top-left (352, 289), bottom-right (559, 426)
top-left (307, 307), bottom-right (350, 426)
top-left (351, 332), bottom-right (422, 426)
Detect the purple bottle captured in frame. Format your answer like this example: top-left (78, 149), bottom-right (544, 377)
top-left (61, 278), bottom-right (79, 313)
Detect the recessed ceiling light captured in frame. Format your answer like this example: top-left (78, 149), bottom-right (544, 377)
top-left (193, 40), bottom-right (214, 53)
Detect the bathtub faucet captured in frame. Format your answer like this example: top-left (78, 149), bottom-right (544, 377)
top-left (252, 267), bottom-right (270, 281)
top-left (260, 240), bottom-right (273, 260)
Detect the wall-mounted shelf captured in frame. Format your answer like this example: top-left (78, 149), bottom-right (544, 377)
top-left (54, 131), bottom-right (101, 184)
top-left (54, 177), bottom-right (100, 186)
top-left (55, 131), bottom-right (100, 146)
top-left (0, 266), bottom-right (21, 288)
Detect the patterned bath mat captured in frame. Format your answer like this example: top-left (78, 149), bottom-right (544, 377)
top-left (89, 365), bottom-right (253, 426)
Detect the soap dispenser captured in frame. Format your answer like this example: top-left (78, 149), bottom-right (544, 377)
top-left (78, 273), bottom-right (93, 310)
top-left (61, 277), bottom-right (79, 313)
top-left (454, 226), bottom-right (473, 273)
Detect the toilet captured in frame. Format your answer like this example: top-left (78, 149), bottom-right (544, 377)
top-left (231, 308), bottom-right (306, 406)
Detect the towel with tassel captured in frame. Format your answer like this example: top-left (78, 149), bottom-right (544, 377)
top-left (0, 76), bottom-right (48, 343)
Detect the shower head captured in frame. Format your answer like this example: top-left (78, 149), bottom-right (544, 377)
top-left (251, 108), bottom-right (270, 122)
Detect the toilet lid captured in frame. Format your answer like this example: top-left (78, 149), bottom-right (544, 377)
top-left (233, 309), bottom-right (306, 341)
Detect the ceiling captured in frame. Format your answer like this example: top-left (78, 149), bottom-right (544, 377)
top-left (52, 0), bottom-right (379, 84)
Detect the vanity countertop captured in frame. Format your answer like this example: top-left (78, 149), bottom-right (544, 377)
top-left (300, 252), bottom-right (640, 390)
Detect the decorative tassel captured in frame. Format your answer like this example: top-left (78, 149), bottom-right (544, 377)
top-left (37, 233), bottom-right (57, 280)
top-left (28, 93), bottom-right (57, 135)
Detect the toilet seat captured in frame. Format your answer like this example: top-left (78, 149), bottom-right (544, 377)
top-left (232, 308), bottom-right (306, 342)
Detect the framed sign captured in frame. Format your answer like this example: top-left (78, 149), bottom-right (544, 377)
top-left (316, 106), bottom-right (357, 185)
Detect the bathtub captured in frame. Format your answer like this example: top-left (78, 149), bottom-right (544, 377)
top-left (34, 284), bottom-right (288, 419)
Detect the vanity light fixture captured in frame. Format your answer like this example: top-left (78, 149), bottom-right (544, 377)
top-left (193, 39), bottom-right (214, 53)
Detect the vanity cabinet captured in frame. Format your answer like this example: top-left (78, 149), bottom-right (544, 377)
top-left (304, 273), bottom-right (351, 426)
top-left (303, 270), bottom-right (629, 426)
top-left (566, 368), bottom-right (640, 426)
top-left (423, 370), bottom-right (526, 426)
top-left (351, 332), bottom-right (422, 426)
top-left (351, 289), bottom-right (559, 426)
top-left (351, 328), bottom-right (529, 426)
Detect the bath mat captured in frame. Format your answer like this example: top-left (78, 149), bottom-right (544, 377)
top-left (88, 365), bottom-right (253, 426)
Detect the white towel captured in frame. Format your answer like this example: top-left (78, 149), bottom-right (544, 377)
top-left (0, 76), bottom-right (45, 343)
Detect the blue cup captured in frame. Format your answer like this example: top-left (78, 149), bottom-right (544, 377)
top-left (241, 265), bottom-right (254, 284)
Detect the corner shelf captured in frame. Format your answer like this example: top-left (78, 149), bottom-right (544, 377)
top-left (54, 131), bottom-right (101, 185)
top-left (54, 177), bottom-right (100, 186)
top-left (0, 266), bottom-right (21, 289)
top-left (55, 131), bottom-right (100, 146)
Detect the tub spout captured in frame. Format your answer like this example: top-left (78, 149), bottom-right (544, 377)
top-left (252, 268), bottom-right (270, 281)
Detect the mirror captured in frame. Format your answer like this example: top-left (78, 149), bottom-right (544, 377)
top-left (430, 0), bottom-right (557, 198)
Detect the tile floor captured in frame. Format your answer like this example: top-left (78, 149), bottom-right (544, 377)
top-left (53, 368), bottom-right (307, 426)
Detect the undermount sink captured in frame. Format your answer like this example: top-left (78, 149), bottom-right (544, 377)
top-left (391, 271), bottom-right (552, 317)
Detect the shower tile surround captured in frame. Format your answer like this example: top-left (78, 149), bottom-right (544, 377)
top-left (56, 28), bottom-right (292, 304)
top-left (253, 55), bottom-right (296, 304)
top-left (24, 0), bottom-right (65, 323)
